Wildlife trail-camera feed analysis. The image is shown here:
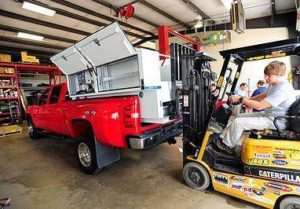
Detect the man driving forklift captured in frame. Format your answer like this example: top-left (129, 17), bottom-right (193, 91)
top-left (216, 60), bottom-right (297, 155)
top-left (182, 37), bottom-right (300, 209)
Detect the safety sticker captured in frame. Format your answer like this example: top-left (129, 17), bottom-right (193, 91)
top-left (264, 182), bottom-right (292, 192)
top-left (230, 176), bottom-right (246, 183)
top-left (254, 153), bottom-right (271, 159)
top-left (214, 173), bottom-right (228, 185)
top-left (248, 158), bottom-right (269, 166)
top-left (272, 160), bottom-right (288, 166)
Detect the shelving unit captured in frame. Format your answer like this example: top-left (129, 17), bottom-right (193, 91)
top-left (0, 62), bottom-right (63, 123)
top-left (0, 65), bottom-right (20, 123)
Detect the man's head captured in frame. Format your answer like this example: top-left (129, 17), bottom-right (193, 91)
top-left (257, 80), bottom-right (265, 88)
top-left (264, 61), bottom-right (286, 84)
top-left (240, 83), bottom-right (248, 91)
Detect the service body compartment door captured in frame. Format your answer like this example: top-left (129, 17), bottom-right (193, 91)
top-left (51, 22), bottom-right (136, 76)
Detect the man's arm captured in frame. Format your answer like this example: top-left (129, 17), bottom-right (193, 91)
top-left (241, 97), bottom-right (272, 110)
top-left (230, 94), bottom-right (272, 110)
top-left (250, 93), bottom-right (267, 101)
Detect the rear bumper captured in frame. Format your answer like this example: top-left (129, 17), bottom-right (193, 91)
top-left (127, 119), bottom-right (182, 149)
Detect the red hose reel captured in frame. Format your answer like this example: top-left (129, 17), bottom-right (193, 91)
top-left (118, 4), bottom-right (135, 19)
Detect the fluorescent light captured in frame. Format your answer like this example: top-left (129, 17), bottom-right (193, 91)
top-left (17, 32), bottom-right (44, 41)
top-left (22, 1), bottom-right (56, 16)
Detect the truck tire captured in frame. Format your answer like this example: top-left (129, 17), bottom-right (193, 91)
top-left (77, 135), bottom-right (99, 175)
top-left (27, 119), bottom-right (43, 140)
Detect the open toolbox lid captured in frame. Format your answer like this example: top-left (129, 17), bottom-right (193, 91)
top-left (51, 22), bottom-right (136, 75)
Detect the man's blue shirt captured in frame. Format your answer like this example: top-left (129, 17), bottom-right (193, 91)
top-left (251, 86), bottom-right (267, 97)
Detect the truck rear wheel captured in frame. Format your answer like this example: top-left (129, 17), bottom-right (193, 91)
top-left (77, 136), bottom-right (99, 175)
top-left (183, 162), bottom-right (211, 191)
top-left (27, 120), bottom-right (43, 139)
top-left (279, 197), bottom-right (300, 209)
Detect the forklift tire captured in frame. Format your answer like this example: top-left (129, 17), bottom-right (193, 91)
top-left (27, 120), bottom-right (43, 140)
top-left (279, 196), bottom-right (300, 209)
top-left (76, 135), bottom-right (100, 175)
top-left (183, 162), bottom-right (210, 191)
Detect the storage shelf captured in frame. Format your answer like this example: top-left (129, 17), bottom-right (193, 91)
top-left (21, 87), bottom-right (47, 91)
top-left (0, 62), bottom-right (63, 124)
top-left (0, 112), bottom-right (10, 116)
top-left (0, 74), bottom-right (16, 78)
top-left (0, 97), bottom-right (19, 100)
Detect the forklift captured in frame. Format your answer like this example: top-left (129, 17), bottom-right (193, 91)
top-left (179, 38), bottom-right (300, 209)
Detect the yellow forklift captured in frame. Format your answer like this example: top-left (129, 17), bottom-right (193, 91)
top-left (179, 38), bottom-right (300, 209)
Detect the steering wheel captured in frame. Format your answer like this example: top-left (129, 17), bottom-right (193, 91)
top-left (226, 92), bottom-right (240, 106)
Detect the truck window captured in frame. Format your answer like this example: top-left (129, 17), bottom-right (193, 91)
top-left (38, 89), bottom-right (49, 105)
top-left (49, 86), bottom-right (61, 104)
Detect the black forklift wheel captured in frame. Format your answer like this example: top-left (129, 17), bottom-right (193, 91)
top-left (183, 162), bottom-right (210, 191)
top-left (279, 197), bottom-right (300, 209)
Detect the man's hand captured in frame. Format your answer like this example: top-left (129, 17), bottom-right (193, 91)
top-left (229, 94), bottom-right (241, 104)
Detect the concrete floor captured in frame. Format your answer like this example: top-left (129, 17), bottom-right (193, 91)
top-left (0, 130), bottom-right (260, 209)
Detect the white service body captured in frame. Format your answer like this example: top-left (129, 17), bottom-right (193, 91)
top-left (51, 22), bottom-right (175, 124)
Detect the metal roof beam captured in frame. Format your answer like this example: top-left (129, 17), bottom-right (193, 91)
top-left (0, 24), bottom-right (77, 44)
top-left (271, 0), bottom-right (276, 27)
top-left (137, 0), bottom-right (191, 29)
top-left (0, 36), bottom-right (66, 50)
top-left (49, 0), bottom-right (155, 36)
top-left (0, 9), bottom-right (90, 36)
top-left (91, 0), bottom-right (159, 28)
top-left (181, 0), bottom-right (211, 20)
top-left (15, 0), bottom-right (146, 40)
top-left (0, 45), bottom-right (55, 57)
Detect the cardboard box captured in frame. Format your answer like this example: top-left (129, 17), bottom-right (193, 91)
top-left (0, 54), bottom-right (11, 63)
top-left (21, 51), bottom-right (39, 64)
top-left (4, 68), bottom-right (14, 74)
top-left (0, 67), bottom-right (5, 74)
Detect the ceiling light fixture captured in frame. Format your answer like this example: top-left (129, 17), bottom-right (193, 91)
top-left (17, 32), bottom-right (44, 41)
top-left (194, 15), bottom-right (203, 28)
top-left (22, 1), bottom-right (56, 16)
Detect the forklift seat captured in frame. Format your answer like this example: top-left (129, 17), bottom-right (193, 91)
top-left (249, 98), bottom-right (300, 140)
top-left (273, 98), bottom-right (300, 133)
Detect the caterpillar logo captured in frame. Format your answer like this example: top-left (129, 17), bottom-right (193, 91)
top-left (258, 170), bottom-right (300, 185)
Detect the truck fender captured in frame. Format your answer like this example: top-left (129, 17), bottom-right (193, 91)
top-left (70, 119), bottom-right (94, 139)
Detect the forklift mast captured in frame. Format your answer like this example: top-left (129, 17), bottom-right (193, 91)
top-left (169, 43), bottom-right (216, 162)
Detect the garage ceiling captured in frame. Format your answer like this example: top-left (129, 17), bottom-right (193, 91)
top-left (0, 0), bottom-right (296, 59)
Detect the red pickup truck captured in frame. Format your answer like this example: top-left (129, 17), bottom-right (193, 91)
top-left (26, 83), bottom-right (182, 174)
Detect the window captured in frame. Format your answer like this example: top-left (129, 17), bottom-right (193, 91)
top-left (49, 86), bottom-right (61, 104)
top-left (38, 89), bottom-right (49, 105)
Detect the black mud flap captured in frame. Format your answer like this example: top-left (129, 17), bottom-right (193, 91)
top-left (94, 139), bottom-right (120, 170)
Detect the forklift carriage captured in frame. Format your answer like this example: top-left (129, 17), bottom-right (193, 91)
top-left (182, 37), bottom-right (300, 209)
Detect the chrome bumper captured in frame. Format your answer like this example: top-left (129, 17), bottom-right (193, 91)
top-left (128, 120), bottom-right (182, 149)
